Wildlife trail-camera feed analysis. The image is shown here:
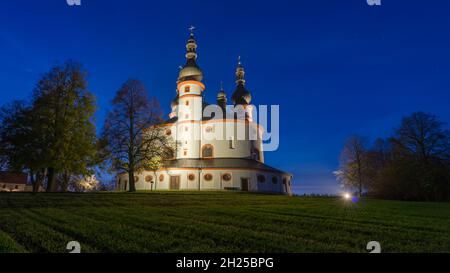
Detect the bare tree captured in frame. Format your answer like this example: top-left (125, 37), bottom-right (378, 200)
top-left (102, 79), bottom-right (174, 192)
top-left (393, 112), bottom-right (450, 163)
top-left (336, 135), bottom-right (368, 197)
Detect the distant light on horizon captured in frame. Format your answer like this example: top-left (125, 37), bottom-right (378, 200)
top-left (343, 193), bottom-right (351, 200)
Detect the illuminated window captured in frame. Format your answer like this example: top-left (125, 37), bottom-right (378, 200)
top-left (145, 176), bottom-right (154, 183)
top-left (204, 173), bottom-right (213, 181)
top-left (222, 173), bottom-right (231, 181)
top-left (201, 144), bottom-right (214, 158)
top-left (185, 86), bottom-right (190, 92)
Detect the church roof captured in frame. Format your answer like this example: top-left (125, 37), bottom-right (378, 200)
top-left (0, 172), bottom-right (27, 184)
top-left (161, 158), bottom-right (291, 175)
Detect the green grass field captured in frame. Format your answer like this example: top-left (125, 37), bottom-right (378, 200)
top-left (0, 191), bottom-right (449, 253)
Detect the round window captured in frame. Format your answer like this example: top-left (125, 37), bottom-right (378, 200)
top-left (188, 173), bottom-right (196, 181)
top-left (257, 175), bottom-right (266, 183)
top-left (204, 174), bottom-right (213, 181)
top-left (145, 175), bottom-right (153, 183)
top-left (166, 129), bottom-right (172, 136)
top-left (222, 173), bottom-right (231, 181)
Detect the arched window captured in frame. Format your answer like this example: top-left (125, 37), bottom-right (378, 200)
top-left (272, 176), bottom-right (278, 184)
top-left (159, 174), bottom-right (164, 182)
top-left (202, 144), bottom-right (214, 158)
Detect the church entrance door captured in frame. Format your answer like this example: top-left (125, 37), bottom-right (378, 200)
top-left (170, 176), bottom-right (180, 190)
top-left (241, 178), bottom-right (249, 191)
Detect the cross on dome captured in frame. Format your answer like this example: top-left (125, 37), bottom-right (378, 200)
top-left (189, 25), bottom-right (195, 35)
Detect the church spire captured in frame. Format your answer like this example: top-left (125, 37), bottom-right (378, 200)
top-left (231, 56), bottom-right (251, 105)
top-left (178, 26), bottom-right (203, 83)
top-left (185, 26), bottom-right (198, 60)
top-left (235, 56), bottom-right (246, 86)
top-left (217, 81), bottom-right (227, 114)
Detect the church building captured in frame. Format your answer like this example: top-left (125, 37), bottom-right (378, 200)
top-left (117, 29), bottom-right (292, 194)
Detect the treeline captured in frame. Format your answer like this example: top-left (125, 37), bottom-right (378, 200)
top-left (0, 61), bottom-right (172, 192)
top-left (336, 112), bottom-right (450, 201)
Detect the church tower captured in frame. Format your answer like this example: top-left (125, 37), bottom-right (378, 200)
top-left (231, 57), bottom-right (253, 121)
top-left (175, 27), bottom-right (205, 159)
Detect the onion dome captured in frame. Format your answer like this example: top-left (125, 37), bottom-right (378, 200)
top-left (178, 26), bottom-right (203, 82)
top-left (231, 57), bottom-right (252, 105)
top-left (217, 82), bottom-right (227, 113)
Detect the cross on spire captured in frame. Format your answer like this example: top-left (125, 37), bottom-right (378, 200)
top-left (189, 25), bottom-right (195, 35)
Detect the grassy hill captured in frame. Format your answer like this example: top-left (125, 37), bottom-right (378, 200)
top-left (0, 191), bottom-right (449, 253)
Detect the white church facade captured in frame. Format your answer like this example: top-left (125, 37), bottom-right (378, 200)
top-left (116, 30), bottom-right (292, 195)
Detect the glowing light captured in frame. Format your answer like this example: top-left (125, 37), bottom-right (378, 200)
top-left (343, 193), bottom-right (351, 200)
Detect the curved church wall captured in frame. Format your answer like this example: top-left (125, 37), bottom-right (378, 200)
top-left (117, 169), bottom-right (292, 195)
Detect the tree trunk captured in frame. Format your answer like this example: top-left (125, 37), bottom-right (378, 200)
top-left (46, 167), bottom-right (56, 192)
top-left (30, 171), bottom-right (37, 194)
top-left (33, 169), bottom-right (46, 193)
top-left (128, 170), bottom-right (136, 192)
top-left (61, 171), bottom-right (70, 192)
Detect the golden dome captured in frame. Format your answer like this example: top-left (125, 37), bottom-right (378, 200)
top-left (178, 64), bottom-right (203, 82)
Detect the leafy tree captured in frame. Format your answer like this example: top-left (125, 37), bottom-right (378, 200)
top-left (144, 156), bottom-right (163, 191)
top-left (0, 101), bottom-right (47, 192)
top-left (31, 61), bottom-right (98, 192)
top-left (0, 61), bottom-right (98, 192)
top-left (101, 79), bottom-right (174, 192)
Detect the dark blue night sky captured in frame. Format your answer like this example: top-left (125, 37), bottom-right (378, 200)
top-left (1, 0), bottom-right (450, 194)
